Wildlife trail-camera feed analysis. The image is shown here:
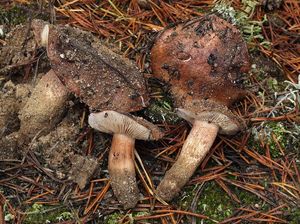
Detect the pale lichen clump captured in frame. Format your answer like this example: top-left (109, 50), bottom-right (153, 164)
top-left (213, 0), bottom-right (270, 48)
top-left (249, 74), bottom-right (300, 157)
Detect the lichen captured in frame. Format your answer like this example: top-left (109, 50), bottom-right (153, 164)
top-left (247, 65), bottom-right (300, 158)
top-left (250, 121), bottom-right (300, 158)
top-left (213, 0), bottom-right (270, 48)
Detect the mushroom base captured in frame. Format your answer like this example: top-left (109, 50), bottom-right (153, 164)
top-left (156, 120), bottom-right (219, 201)
top-left (108, 134), bottom-right (139, 209)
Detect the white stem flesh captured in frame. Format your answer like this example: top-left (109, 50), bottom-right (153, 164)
top-left (156, 120), bottom-right (219, 201)
top-left (41, 24), bottom-right (49, 47)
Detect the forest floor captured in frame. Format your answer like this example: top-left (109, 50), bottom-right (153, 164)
top-left (0, 0), bottom-right (299, 223)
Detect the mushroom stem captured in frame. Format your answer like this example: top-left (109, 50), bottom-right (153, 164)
top-left (156, 120), bottom-right (219, 201)
top-left (18, 70), bottom-right (69, 138)
top-left (108, 133), bottom-right (139, 209)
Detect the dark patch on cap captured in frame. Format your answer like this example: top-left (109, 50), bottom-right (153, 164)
top-left (207, 53), bottom-right (217, 66)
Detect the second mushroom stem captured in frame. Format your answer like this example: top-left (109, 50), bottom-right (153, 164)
top-left (108, 134), bottom-right (139, 209)
top-left (156, 120), bottom-right (219, 201)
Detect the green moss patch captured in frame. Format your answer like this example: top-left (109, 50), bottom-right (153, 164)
top-left (178, 182), bottom-right (235, 223)
top-left (144, 98), bottom-right (181, 124)
top-left (24, 203), bottom-right (74, 224)
top-left (0, 6), bottom-right (27, 26)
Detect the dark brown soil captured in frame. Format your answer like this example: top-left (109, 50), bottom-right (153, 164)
top-left (0, 81), bottom-right (31, 137)
top-left (0, 24), bottom-right (37, 75)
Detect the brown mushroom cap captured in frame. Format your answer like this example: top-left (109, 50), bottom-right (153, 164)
top-left (88, 110), bottom-right (163, 140)
top-left (151, 14), bottom-right (250, 113)
top-left (31, 20), bottom-right (149, 113)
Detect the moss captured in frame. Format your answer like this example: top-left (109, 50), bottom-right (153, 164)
top-left (104, 211), bottom-right (150, 224)
top-left (178, 179), bottom-right (279, 223)
top-left (104, 213), bottom-right (123, 224)
top-left (237, 190), bottom-right (258, 205)
top-left (144, 77), bottom-right (182, 124)
top-left (143, 98), bottom-right (181, 124)
top-left (235, 187), bottom-right (270, 212)
top-left (0, 4), bottom-right (50, 32)
top-left (287, 207), bottom-right (300, 224)
top-left (0, 6), bottom-right (27, 26)
top-left (134, 211), bottom-right (150, 217)
top-left (247, 130), bottom-right (262, 151)
top-left (197, 182), bottom-right (235, 222)
top-left (178, 186), bottom-right (195, 210)
top-left (266, 77), bottom-right (279, 91)
top-left (248, 121), bottom-right (295, 158)
top-left (23, 203), bottom-right (74, 224)
top-left (265, 122), bottom-right (287, 157)
top-left (258, 121), bottom-right (299, 158)
top-left (3, 203), bottom-right (15, 222)
top-left (178, 182), bottom-right (235, 223)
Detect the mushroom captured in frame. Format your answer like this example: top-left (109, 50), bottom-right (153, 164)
top-left (31, 19), bottom-right (149, 112)
top-left (31, 20), bottom-right (163, 208)
top-left (150, 14), bottom-right (250, 201)
top-left (88, 110), bottom-right (163, 209)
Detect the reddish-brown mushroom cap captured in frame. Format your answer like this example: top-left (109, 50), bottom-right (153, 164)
top-left (31, 19), bottom-right (149, 113)
top-left (151, 14), bottom-right (250, 111)
top-left (89, 111), bottom-right (163, 208)
top-left (151, 14), bottom-right (250, 201)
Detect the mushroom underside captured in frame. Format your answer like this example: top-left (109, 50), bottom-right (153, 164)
top-left (89, 111), bottom-right (164, 208)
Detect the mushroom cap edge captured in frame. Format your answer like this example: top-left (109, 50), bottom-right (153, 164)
top-left (176, 107), bottom-right (245, 135)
